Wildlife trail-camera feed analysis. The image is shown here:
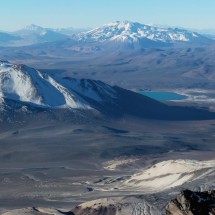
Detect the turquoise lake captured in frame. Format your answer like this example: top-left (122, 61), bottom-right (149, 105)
top-left (140, 91), bottom-right (188, 101)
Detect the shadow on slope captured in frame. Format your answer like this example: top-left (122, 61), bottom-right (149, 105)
top-left (82, 85), bottom-right (215, 121)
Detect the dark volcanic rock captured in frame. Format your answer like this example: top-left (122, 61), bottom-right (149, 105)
top-left (166, 189), bottom-right (215, 215)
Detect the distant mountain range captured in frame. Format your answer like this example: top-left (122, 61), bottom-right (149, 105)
top-left (75, 21), bottom-right (210, 44)
top-left (1, 22), bottom-right (215, 95)
top-left (15, 24), bottom-right (89, 37)
top-left (14, 24), bottom-right (69, 44)
top-left (1, 60), bottom-right (215, 121)
top-left (0, 21), bottom-right (213, 47)
top-left (0, 24), bottom-right (89, 46)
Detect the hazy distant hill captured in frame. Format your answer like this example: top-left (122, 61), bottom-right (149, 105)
top-left (0, 21), bottom-right (213, 47)
top-left (0, 24), bottom-right (88, 46)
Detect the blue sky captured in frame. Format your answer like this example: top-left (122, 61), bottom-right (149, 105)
top-left (1, 0), bottom-right (214, 31)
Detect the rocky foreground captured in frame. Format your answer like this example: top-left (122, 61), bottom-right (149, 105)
top-left (166, 190), bottom-right (215, 215)
top-left (1, 196), bottom-right (160, 215)
top-left (2, 190), bottom-right (215, 215)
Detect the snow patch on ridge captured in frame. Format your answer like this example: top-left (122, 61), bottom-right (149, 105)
top-left (123, 159), bottom-right (215, 192)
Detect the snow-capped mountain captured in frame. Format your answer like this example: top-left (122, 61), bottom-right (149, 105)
top-left (0, 22), bottom-right (213, 47)
top-left (76, 20), bottom-right (211, 44)
top-left (0, 60), bottom-right (116, 109)
top-left (1, 60), bottom-right (215, 121)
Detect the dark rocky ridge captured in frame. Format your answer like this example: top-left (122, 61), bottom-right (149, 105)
top-left (166, 190), bottom-right (215, 215)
